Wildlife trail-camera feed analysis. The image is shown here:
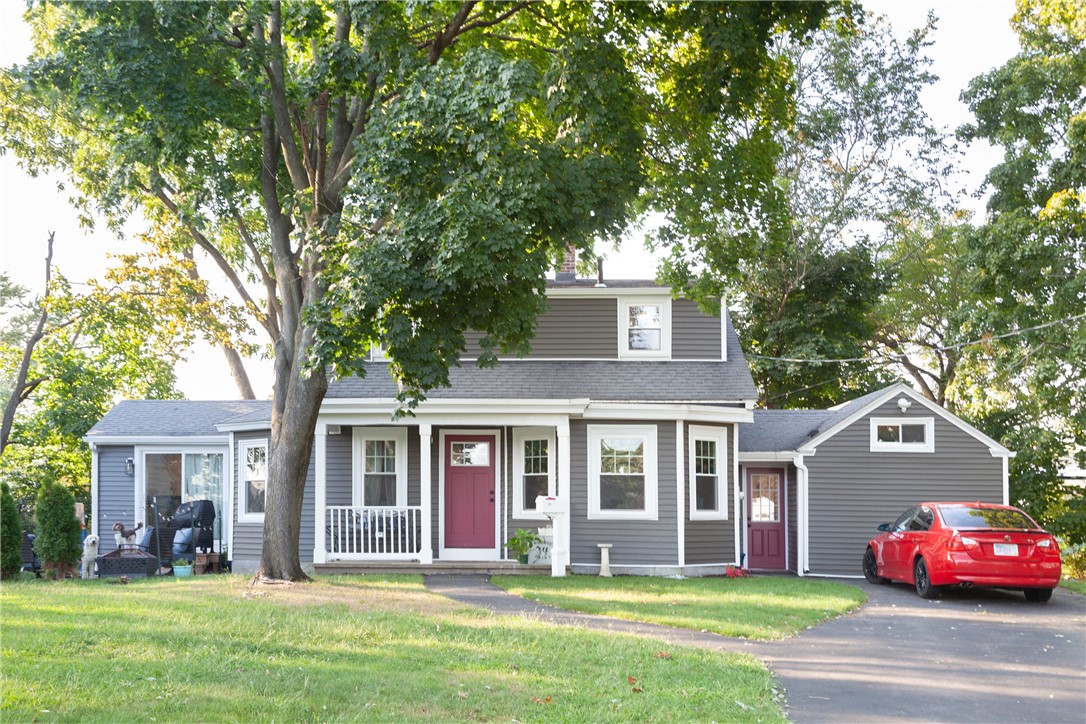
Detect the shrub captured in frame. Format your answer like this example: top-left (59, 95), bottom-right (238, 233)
top-left (1, 482), bottom-right (23, 579)
top-left (1062, 544), bottom-right (1086, 580)
top-left (33, 482), bottom-right (82, 579)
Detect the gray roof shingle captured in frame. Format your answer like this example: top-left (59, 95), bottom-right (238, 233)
top-left (85, 400), bottom-right (271, 439)
top-left (739, 410), bottom-right (834, 453)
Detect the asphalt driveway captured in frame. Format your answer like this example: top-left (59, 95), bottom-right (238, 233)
top-left (426, 575), bottom-right (1086, 723)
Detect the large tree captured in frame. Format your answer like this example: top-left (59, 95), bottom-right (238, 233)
top-left (3, 1), bottom-right (831, 581)
top-left (655, 12), bottom-right (951, 407)
top-left (957, 0), bottom-right (1085, 541)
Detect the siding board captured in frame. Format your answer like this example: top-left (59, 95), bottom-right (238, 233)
top-left (672, 299), bottom-right (721, 360)
top-left (806, 400), bottom-right (1003, 575)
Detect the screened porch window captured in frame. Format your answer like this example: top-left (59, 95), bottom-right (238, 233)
top-left (142, 450), bottom-right (224, 540)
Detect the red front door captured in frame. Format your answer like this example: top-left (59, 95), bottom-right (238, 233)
top-left (747, 468), bottom-right (786, 570)
top-left (444, 435), bottom-right (496, 549)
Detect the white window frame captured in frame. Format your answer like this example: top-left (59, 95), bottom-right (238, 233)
top-left (618, 297), bottom-right (671, 360)
top-left (237, 439), bottom-right (268, 523)
top-left (512, 427), bottom-right (555, 520)
top-left (869, 417), bottom-right (935, 453)
top-left (688, 425), bottom-right (728, 521)
top-left (588, 424), bottom-right (658, 521)
top-left (352, 427), bottom-right (408, 506)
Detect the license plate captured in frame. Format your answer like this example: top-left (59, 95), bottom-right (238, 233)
top-left (994, 543), bottom-right (1019, 557)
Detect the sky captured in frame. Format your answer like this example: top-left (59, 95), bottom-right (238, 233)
top-left (0, 0), bottom-right (1021, 401)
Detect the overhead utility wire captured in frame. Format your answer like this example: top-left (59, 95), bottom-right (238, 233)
top-left (747, 311), bottom-right (1086, 364)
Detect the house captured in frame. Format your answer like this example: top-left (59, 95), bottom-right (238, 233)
top-left (84, 271), bottom-right (1011, 578)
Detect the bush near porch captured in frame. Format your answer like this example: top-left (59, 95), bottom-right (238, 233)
top-left (492, 574), bottom-right (867, 640)
top-left (1, 574), bottom-right (784, 722)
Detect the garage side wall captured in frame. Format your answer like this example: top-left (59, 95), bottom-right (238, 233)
top-left (805, 400), bottom-right (1004, 576)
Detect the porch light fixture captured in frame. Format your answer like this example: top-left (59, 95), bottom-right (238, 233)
top-left (125, 457), bottom-right (134, 475)
top-left (897, 397), bottom-right (912, 414)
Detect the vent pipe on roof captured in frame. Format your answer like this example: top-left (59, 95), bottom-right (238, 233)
top-left (595, 257), bottom-right (606, 288)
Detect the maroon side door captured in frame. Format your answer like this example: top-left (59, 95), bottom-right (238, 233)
top-left (747, 468), bottom-right (786, 570)
top-left (444, 435), bottom-right (496, 550)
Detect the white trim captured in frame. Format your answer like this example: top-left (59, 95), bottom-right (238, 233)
top-left (802, 383), bottom-right (1012, 456)
top-left (688, 425), bottom-right (729, 521)
top-left (134, 445), bottom-right (228, 528)
top-left (675, 421), bottom-right (685, 568)
top-left (313, 427), bottom-right (327, 564)
top-left (237, 438), bottom-right (269, 523)
top-left (1002, 455), bottom-right (1010, 505)
top-left (587, 424), bottom-right (659, 521)
top-left (869, 417), bottom-right (935, 453)
top-left (618, 296), bottom-right (672, 360)
top-left (795, 455), bottom-right (809, 576)
top-left (511, 427), bottom-right (555, 520)
top-left (89, 443), bottom-right (99, 538)
top-left (738, 452), bottom-right (798, 462)
top-left (352, 427), bottom-right (408, 507)
top-left (437, 429), bottom-right (501, 562)
top-left (720, 298), bottom-right (728, 362)
top-left (556, 420), bottom-right (571, 572)
top-left (582, 403), bottom-right (752, 423)
top-left (225, 432), bottom-right (235, 559)
top-left (419, 424), bottom-right (434, 564)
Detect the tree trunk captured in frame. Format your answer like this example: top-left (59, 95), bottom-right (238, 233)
top-left (220, 343), bottom-right (256, 400)
top-left (255, 327), bottom-right (328, 582)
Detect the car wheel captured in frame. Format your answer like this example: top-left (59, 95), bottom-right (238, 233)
top-left (914, 557), bottom-right (942, 599)
top-left (862, 547), bottom-right (888, 584)
top-left (1023, 588), bottom-right (1054, 603)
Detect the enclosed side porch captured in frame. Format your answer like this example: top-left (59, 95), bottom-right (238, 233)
top-left (310, 403), bottom-right (581, 575)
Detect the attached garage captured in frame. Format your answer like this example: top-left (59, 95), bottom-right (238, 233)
top-left (739, 383), bottom-right (1012, 577)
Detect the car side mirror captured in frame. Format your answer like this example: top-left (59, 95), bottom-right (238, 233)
top-left (877, 523), bottom-right (892, 532)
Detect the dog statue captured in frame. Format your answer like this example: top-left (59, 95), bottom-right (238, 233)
top-left (112, 521), bottom-right (143, 548)
top-left (81, 534), bottom-right (100, 579)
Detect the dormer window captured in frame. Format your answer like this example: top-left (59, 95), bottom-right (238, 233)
top-left (619, 297), bottom-right (671, 359)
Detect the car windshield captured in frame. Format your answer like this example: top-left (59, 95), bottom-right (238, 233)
top-left (939, 506), bottom-right (1037, 531)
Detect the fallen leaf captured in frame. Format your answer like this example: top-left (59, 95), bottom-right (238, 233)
top-left (627, 675), bottom-right (637, 684)
top-left (632, 687), bottom-right (643, 694)
top-left (654, 651), bottom-right (672, 659)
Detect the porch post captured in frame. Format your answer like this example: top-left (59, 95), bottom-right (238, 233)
top-left (313, 424), bottom-right (327, 564)
top-left (419, 423), bottom-right (434, 564)
top-left (555, 419), bottom-right (571, 575)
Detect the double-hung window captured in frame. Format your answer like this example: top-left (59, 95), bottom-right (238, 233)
top-left (512, 428), bottom-right (555, 519)
top-left (238, 440), bottom-right (267, 523)
top-left (353, 428), bottom-right (408, 506)
top-left (588, 425), bottom-right (658, 520)
top-left (619, 297), bottom-right (671, 359)
top-left (689, 425), bottom-right (728, 520)
top-left (870, 417), bottom-right (935, 453)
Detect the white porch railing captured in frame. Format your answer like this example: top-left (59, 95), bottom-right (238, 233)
top-left (324, 506), bottom-right (424, 560)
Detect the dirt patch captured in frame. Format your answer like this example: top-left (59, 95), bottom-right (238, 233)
top-left (245, 578), bottom-right (463, 616)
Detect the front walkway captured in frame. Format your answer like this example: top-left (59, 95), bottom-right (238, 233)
top-left (425, 575), bottom-right (1086, 723)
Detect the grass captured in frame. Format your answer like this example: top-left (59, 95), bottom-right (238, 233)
top-left (1061, 579), bottom-right (1086, 595)
top-left (492, 574), bottom-right (867, 640)
top-left (1, 574), bottom-right (783, 722)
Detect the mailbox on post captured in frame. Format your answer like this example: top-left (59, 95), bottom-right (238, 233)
top-left (534, 495), bottom-right (567, 577)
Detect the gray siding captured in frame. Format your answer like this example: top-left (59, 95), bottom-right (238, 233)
top-left (672, 299), bottom-right (721, 360)
top-left (569, 419), bottom-right (678, 568)
top-left (461, 298), bottom-right (618, 360)
top-left (684, 423), bottom-right (736, 565)
top-left (806, 400), bottom-right (1004, 576)
top-left (95, 445), bottom-right (136, 555)
top-left (326, 428), bottom-right (352, 506)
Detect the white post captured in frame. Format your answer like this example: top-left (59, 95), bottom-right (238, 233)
top-left (419, 423), bottom-right (433, 565)
top-left (313, 424), bottom-right (327, 564)
top-left (598, 543), bottom-right (613, 577)
top-left (555, 420), bottom-right (571, 576)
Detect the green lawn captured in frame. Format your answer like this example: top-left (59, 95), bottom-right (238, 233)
top-left (1061, 579), bottom-right (1086, 595)
top-left (1, 574), bottom-right (783, 722)
top-left (492, 574), bottom-right (867, 640)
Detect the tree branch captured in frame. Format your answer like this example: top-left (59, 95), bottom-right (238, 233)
top-left (262, 2), bottom-right (310, 192)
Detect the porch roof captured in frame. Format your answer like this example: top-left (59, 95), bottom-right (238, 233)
top-left (327, 359), bottom-right (757, 402)
top-left (739, 409), bottom-right (834, 454)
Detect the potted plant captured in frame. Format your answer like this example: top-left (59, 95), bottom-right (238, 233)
top-left (173, 558), bottom-right (193, 578)
top-left (507, 528), bottom-right (541, 564)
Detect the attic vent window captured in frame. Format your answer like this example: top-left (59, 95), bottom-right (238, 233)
top-left (870, 417), bottom-right (935, 453)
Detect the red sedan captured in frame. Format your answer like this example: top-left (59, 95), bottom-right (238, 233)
top-left (863, 502), bottom-right (1062, 602)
